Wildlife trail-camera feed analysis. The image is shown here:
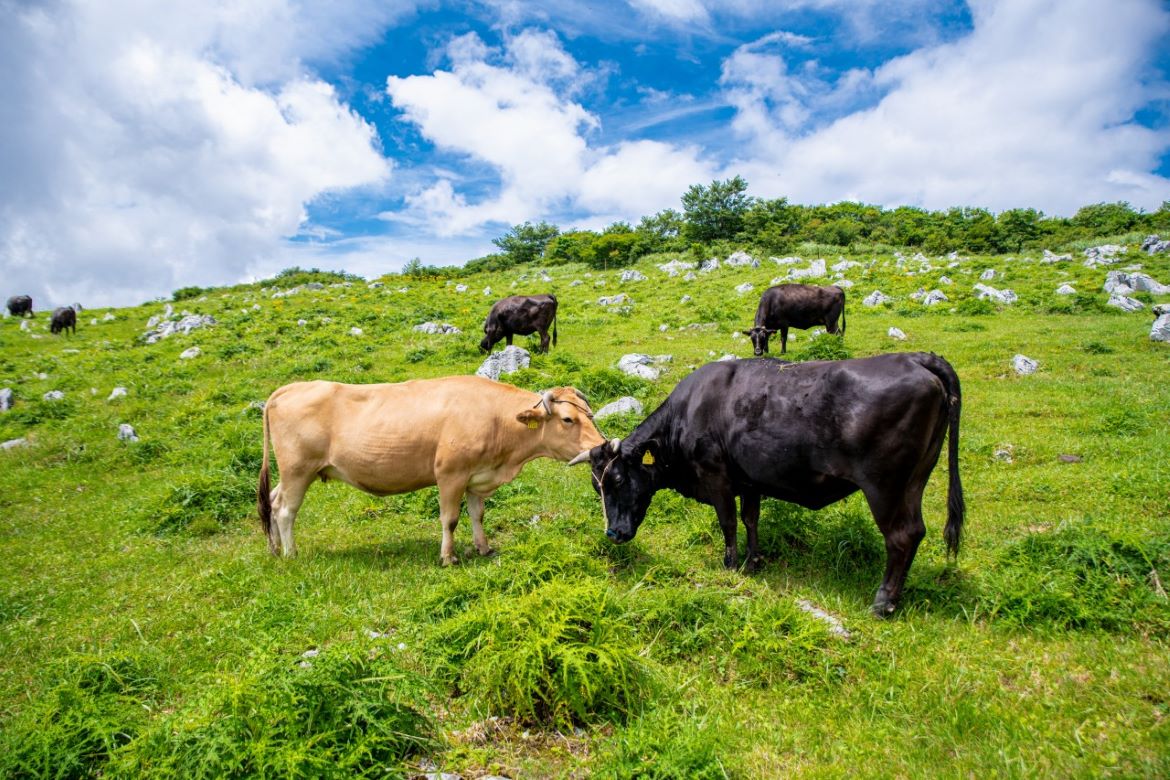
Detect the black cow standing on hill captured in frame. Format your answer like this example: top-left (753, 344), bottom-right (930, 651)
top-left (50, 306), bottom-right (76, 335)
top-left (480, 294), bottom-right (558, 353)
top-left (744, 283), bottom-right (846, 355)
top-left (6, 295), bottom-right (33, 317)
top-left (571, 353), bottom-right (964, 616)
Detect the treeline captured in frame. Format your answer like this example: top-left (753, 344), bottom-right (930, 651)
top-left (443, 177), bottom-right (1170, 276)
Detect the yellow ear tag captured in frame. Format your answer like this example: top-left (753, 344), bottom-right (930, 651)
top-left (528, 420), bottom-right (539, 429)
top-left (642, 450), bottom-right (655, 466)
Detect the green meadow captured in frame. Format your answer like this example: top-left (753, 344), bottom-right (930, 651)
top-left (1, 241), bottom-right (1168, 778)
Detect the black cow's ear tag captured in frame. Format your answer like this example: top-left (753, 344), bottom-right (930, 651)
top-left (642, 450), bottom-right (655, 466)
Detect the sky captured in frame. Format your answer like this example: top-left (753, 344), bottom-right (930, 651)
top-left (2, 0), bottom-right (1169, 309)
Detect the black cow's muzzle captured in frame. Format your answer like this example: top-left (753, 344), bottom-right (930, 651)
top-left (605, 528), bottom-right (632, 544)
top-left (753, 348), bottom-right (763, 356)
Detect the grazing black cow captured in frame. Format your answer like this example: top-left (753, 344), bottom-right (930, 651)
top-left (570, 353), bottom-right (964, 615)
top-left (480, 294), bottom-right (558, 353)
top-left (6, 295), bottom-right (33, 318)
top-left (744, 283), bottom-right (846, 355)
top-left (50, 306), bottom-right (76, 335)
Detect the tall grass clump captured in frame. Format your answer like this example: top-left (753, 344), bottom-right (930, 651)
top-left (116, 643), bottom-right (433, 779)
top-left (0, 652), bottom-right (161, 779)
top-left (980, 517), bottom-right (1170, 631)
top-left (141, 468), bottom-right (254, 535)
top-left (429, 579), bottom-right (655, 729)
top-left (592, 706), bottom-right (729, 779)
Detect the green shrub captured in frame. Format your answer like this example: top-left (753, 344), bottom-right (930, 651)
top-left (979, 518), bottom-right (1170, 631)
top-left (116, 644), bottom-right (433, 779)
top-left (955, 297), bottom-right (996, 316)
top-left (0, 652), bottom-right (160, 779)
top-left (574, 368), bottom-right (648, 403)
top-left (593, 707), bottom-right (728, 779)
top-left (145, 469), bottom-right (254, 534)
top-left (792, 332), bottom-right (852, 362)
top-left (725, 599), bottom-right (840, 687)
top-left (430, 580), bottom-right (655, 728)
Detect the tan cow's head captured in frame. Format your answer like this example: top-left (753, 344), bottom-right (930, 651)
top-left (516, 386), bottom-right (606, 460)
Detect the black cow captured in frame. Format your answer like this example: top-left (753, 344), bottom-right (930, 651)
top-left (572, 353), bottom-right (964, 615)
top-left (480, 294), bottom-right (558, 353)
top-left (6, 295), bottom-right (33, 318)
top-left (744, 284), bottom-right (846, 355)
top-left (50, 306), bottom-right (76, 335)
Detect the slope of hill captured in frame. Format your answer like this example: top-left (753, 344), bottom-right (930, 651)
top-left (2, 242), bottom-right (1169, 777)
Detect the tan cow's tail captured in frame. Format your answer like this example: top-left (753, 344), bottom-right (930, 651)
top-left (257, 399), bottom-right (274, 547)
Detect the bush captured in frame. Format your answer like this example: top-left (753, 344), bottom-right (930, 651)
top-left (172, 286), bottom-right (205, 301)
top-left (594, 707), bottom-right (728, 779)
top-left (117, 644), bottom-right (433, 778)
top-left (792, 333), bottom-right (852, 362)
top-left (145, 469), bottom-right (255, 534)
top-left (429, 580), bottom-right (655, 728)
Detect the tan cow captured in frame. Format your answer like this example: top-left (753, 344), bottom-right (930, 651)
top-left (257, 377), bottom-right (605, 564)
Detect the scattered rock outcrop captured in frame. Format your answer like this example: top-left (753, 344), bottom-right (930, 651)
top-left (476, 346), bottom-right (530, 381)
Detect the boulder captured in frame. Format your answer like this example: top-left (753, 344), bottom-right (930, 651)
top-left (979, 269), bottom-right (999, 281)
top-left (1107, 294), bottom-right (1144, 312)
top-left (2, 437), bottom-right (29, 451)
top-left (594, 396), bottom-right (644, 420)
top-left (598, 294), bottom-right (631, 306)
top-left (922, 290), bottom-right (948, 306)
top-left (699, 258), bottom-right (720, 273)
top-left (1042, 249), bottom-right (1072, 264)
top-left (305, 282), bottom-right (325, 290)
top-left (617, 354), bottom-right (670, 381)
top-left (179, 347), bottom-right (202, 360)
top-left (144, 314), bottom-right (216, 344)
top-left (476, 346), bottom-right (530, 381)
top-left (938, 276), bottom-right (953, 285)
top-left (117, 424), bottom-right (139, 442)
top-left (680, 295), bottom-right (692, 304)
top-left (862, 290), bottom-right (894, 307)
top-left (1141, 235), bottom-right (1170, 255)
top-left (888, 327), bottom-right (907, 341)
top-left (108, 387), bottom-right (127, 401)
top-left (570, 280), bottom-right (582, 286)
top-left (620, 269), bottom-right (647, 283)
top-left (367, 282), bottom-right (384, 289)
top-left (1103, 271), bottom-right (1170, 295)
top-left (297, 319), bottom-right (308, 326)
top-left (0, 388), bottom-right (12, 411)
top-left (788, 258), bottom-right (827, 280)
top-left (1012, 355), bottom-right (1038, 375)
top-left (683, 271), bottom-right (697, 281)
top-left (725, 251), bottom-right (758, 268)
top-left (1055, 284), bottom-right (1076, 295)
top-left (835, 279), bottom-right (854, 288)
top-left (831, 259), bottom-right (860, 272)
top-left (272, 286), bottom-right (302, 298)
top-left (349, 327), bottom-right (363, 337)
top-left (1084, 244), bottom-right (1126, 268)
top-left (413, 322), bottom-right (462, 335)
top-left (1151, 311), bottom-right (1170, 343)
top-left (43, 390), bottom-right (65, 401)
top-left (657, 259), bottom-right (696, 277)
top-left (735, 282), bottom-right (754, 294)
top-left (973, 284), bottom-right (1018, 304)
top-left (103, 312), bottom-right (116, 321)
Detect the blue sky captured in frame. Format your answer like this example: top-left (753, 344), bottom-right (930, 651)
top-left (2, 0), bottom-right (1168, 307)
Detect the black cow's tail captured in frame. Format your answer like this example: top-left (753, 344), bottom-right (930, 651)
top-left (257, 398), bottom-right (274, 550)
top-left (551, 294), bottom-right (558, 347)
top-left (917, 353), bottom-right (964, 557)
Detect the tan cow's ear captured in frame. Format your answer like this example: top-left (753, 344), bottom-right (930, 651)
top-left (516, 408), bottom-right (543, 425)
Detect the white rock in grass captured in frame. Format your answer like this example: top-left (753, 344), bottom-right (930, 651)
top-left (680, 295), bottom-right (692, 304)
top-left (179, 347), bottom-right (201, 360)
top-left (993, 444), bottom-right (1014, 463)
top-left (735, 282), bottom-right (754, 294)
top-left (617, 354), bottom-right (667, 380)
top-left (973, 284), bottom-right (1018, 304)
top-left (594, 397), bottom-right (644, 419)
top-left (368, 281), bottom-right (384, 289)
top-left (788, 258), bottom-right (827, 280)
top-left (297, 319), bottom-right (308, 326)
top-left (1107, 294), bottom-right (1143, 312)
top-left (108, 387), bottom-right (127, 401)
top-left (979, 268), bottom-right (999, 281)
top-left (455, 284), bottom-right (468, 293)
top-left (43, 390), bottom-right (65, 401)
top-left (117, 423), bottom-right (139, 442)
top-left (888, 327), bottom-right (907, 340)
top-left (413, 322), bottom-right (461, 335)
top-left (1042, 249), bottom-right (1072, 263)
top-left (922, 290), bottom-right (948, 306)
top-left (1055, 284), bottom-right (1077, 295)
top-left (349, 327), bottom-right (363, 337)
top-left (570, 280), bottom-right (582, 287)
top-left (103, 312), bottom-right (116, 321)
top-left (598, 294), bottom-right (631, 306)
top-left (725, 250), bottom-right (758, 267)
top-left (683, 271), bottom-right (697, 281)
top-left (0, 388), bottom-right (12, 410)
top-left (620, 269), bottom-right (647, 282)
top-left (482, 287), bottom-right (492, 296)
top-left (796, 599), bottom-right (851, 640)
top-left (657, 259), bottom-right (695, 276)
top-left (475, 346), bottom-right (530, 381)
top-left (2, 437), bottom-right (29, 451)
top-left (1012, 355), bottom-right (1038, 375)
top-left (699, 257), bottom-right (720, 273)
top-left (1150, 311), bottom-right (1170, 343)
top-left (862, 290), bottom-right (893, 307)
top-left (938, 276), bottom-right (953, 285)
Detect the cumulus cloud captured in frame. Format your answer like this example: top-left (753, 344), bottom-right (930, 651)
top-left (723, 0), bottom-right (1170, 214)
top-left (387, 30), bottom-right (716, 233)
top-left (0, 1), bottom-right (398, 308)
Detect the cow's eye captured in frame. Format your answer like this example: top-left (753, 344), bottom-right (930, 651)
top-left (562, 416), bottom-right (574, 424)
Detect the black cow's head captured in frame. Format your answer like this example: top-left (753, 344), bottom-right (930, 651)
top-left (569, 438), bottom-right (658, 544)
top-left (479, 323), bottom-right (501, 353)
top-left (743, 326), bottom-right (777, 356)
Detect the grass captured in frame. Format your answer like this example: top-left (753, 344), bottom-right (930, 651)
top-left (1, 244), bottom-right (1169, 777)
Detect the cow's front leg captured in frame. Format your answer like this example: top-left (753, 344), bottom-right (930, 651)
top-left (740, 492), bottom-right (763, 572)
top-left (437, 481), bottom-right (466, 566)
top-left (713, 493), bottom-right (739, 569)
top-left (466, 493), bottom-right (494, 557)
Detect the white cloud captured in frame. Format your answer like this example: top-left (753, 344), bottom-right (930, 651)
top-left (0, 1), bottom-right (397, 308)
top-left (627, 0), bottom-right (710, 24)
top-left (724, 0), bottom-right (1170, 215)
top-left (387, 30), bottom-right (716, 232)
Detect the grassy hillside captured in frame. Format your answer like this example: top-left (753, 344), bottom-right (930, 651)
top-left (2, 243), bottom-right (1169, 778)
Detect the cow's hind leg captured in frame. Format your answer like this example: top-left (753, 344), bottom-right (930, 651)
top-left (538, 329), bottom-right (550, 353)
top-left (437, 480), bottom-right (466, 566)
top-left (740, 492), bottom-right (763, 572)
top-left (466, 493), bottom-right (494, 557)
top-left (270, 472), bottom-right (314, 558)
top-left (713, 493), bottom-right (739, 569)
top-left (864, 486), bottom-right (927, 616)
top-left (780, 325), bottom-right (790, 354)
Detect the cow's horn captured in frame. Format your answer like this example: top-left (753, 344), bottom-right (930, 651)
top-left (567, 450), bottom-right (591, 466)
top-left (609, 437), bottom-right (622, 453)
top-left (571, 387), bottom-right (589, 404)
top-left (541, 389), bottom-right (555, 415)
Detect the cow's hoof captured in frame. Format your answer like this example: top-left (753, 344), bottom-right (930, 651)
top-left (742, 555), bottom-right (764, 574)
top-left (870, 599), bottom-right (897, 618)
top-left (441, 555), bottom-right (460, 567)
top-left (477, 546), bottom-right (496, 558)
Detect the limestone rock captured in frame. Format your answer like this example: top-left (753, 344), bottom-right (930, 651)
top-left (1151, 311), bottom-right (1170, 342)
top-left (2, 438), bottom-right (29, 451)
top-left (1042, 249), bottom-right (1072, 263)
top-left (43, 390), bottom-right (65, 401)
top-left (725, 250), bottom-right (758, 268)
top-left (108, 387), bottom-right (127, 401)
top-left (979, 268), bottom-right (999, 281)
top-left (117, 424), bottom-right (139, 442)
top-left (1141, 235), bottom-right (1170, 255)
top-left (0, 388), bottom-right (12, 411)
top-left (620, 269), bottom-right (647, 283)
top-left (617, 354), bottom-right (670, 381)
top-left (862, 290), bottom-right (893, 307)
top-left (735, 282), bottom-right (754, 294)
top-left (1107, 294), bottom-right (1143, 312)
top-left (598, 294), bottom-right (631, 306)
top-left (476, 346), bottom-right (530, 381)
top-left (699, 258), bottom-right (720, 273)
top-left (1012, 355), bottom-right (1038, 375)
top-left (413, 322), bottom-right (462, 335)
top-left (179, 347), bottom-right (202, 360)
top-left (973, 284), bottom-right (1018, 304)
top-left (594, 397), bottom-right (644, 419)
top-left (657, 259), bottom-right (696, 277)
top-left (788, 258), bottom-right (827, 280)
top-left (922, 290), bottom-right (948, 306)
top-left (1055, 284), bottom-right (1076, 295)
top-left (888, 327), bottom-right (907, 340)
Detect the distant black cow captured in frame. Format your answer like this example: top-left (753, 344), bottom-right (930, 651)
top-left (571, 353), bottom-right (964, 616)
top-left (744, 283), bottom-right (846, 355)
top-left (6, 295), bottom-right (33, 318)
top-left (50, 306), bottom-right (76, 335)
top-left (480, 294), bottom-right (558, 353)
